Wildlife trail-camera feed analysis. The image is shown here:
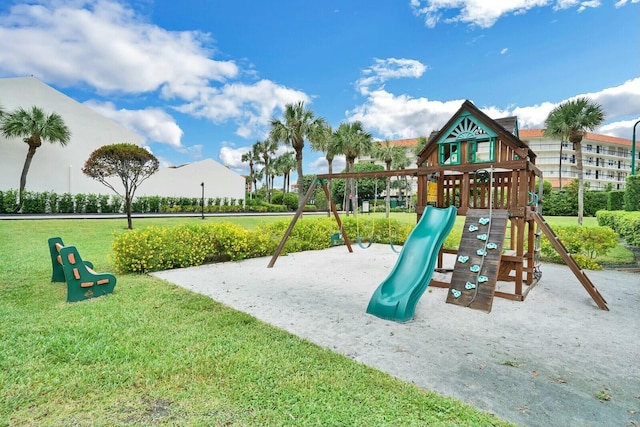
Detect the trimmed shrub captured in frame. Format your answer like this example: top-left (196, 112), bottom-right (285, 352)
top-left (74, 193), bottom-right (87, 213)
top-left (540, 225), bottom-right (618, 269)
top-left (608, 190), bottom-right (625, 211)
top-left (624, 175), bottom-right (640, 211)
top-left (2, 190), bottom-right (18, 213)
top-left (85, 193), bottom-right (100, 213)
top-left (597, 210), bottom-right (640, 246)
top-left (58, 193), bottom-right (74, 213)
top-left (112, 222), bottom-right (277, 273)
top-left (282, 192), bottom-right (298, 211)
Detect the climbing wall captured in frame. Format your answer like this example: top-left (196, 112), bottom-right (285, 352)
top-left (446, 209), bottom-right (509, 313)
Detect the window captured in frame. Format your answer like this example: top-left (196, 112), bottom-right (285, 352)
top-left (439, 142), bottom-right (460, 165)
top-left (586, 144), bottom-right (593, 152)
top-left (467, 138), bottom-right (495, 163)
top-left (587, 157), bottom-right (593, 164)
top-left (608, 160), bottom-right (614, 167)
top-left (585, 169), bottom-right (592, 176)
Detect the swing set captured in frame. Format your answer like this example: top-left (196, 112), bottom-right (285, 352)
top-left (268, 99), bottom-right (608, 315)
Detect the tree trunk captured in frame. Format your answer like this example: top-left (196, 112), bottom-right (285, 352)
top-left (327, 159), bottom-right (333, 217)
top-left (574, 140), bottom-right (584, 225)
top-left (125, 195), bottom-right (133, 229)
top-left (385, 162), bottom-right (391, 219)
top-left (18, 145), bottom-right (37, 210)
top-left (348, 159), bottom-right (356, 216)
top-left (296, 149), bottom-right (304, 211)
top-left (559, 143), bottom-right (563, 190)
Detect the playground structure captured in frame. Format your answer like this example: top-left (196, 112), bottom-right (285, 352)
top-left (268, 100), bottom-right (608, 320)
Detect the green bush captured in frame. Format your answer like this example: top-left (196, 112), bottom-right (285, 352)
top-left (58, 193), bottom-right (74, 213)
top-left (282, 192), bottom-right (298, 211)
top-left (74, 193), bottom-right (87, 213)
top-left (2, 189), bottom-right (18, 213)
top-left (624, 175), bottom-right (640, 211)
top-left (112, 222), bottom-right (276, 273)
top-left (85, 193), bottom-right (100, 213)
top-left (597, 210), bottom-right (640, 246)
top-left (540, 225), bottom-right (618, 269)
top-left (20, 191), bottom-right (47, 214)
top-left (608, 190), bottom-right (625, 211)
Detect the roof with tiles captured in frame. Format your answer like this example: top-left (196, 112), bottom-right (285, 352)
top-left (519, 129), bottom-right (632, 147)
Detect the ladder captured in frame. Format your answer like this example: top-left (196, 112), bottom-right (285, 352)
top-left (532, 213), bottom-right (608, 310)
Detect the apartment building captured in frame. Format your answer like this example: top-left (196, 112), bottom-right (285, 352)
top-left (360, 130), bottom-right (635, 192)
top-left (518, 129), bottom-right (635, 190)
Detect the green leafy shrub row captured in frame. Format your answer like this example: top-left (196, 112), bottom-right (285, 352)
top-left (625, 175), bottom-right (640, 211)
top-left (112, 222), bottom-right (276, 273)
top-left (542, 189), bottom-right (608, 216)
top-left (596, 210), bottom-right (640, 246)
top-left (112, 217), bottom-right (417, 273)
top-left (540, 225), bottom-right (619, 270)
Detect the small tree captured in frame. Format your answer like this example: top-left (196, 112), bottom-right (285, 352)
top-left (82, 143), bottom-right (159, 229)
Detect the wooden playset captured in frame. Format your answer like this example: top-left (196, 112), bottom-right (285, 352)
top-left (268, 100), bottom-right (608, 313)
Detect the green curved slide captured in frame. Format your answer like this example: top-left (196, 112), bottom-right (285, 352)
top-left (366, 205), bottom-right (457, 323)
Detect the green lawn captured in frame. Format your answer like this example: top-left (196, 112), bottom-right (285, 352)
top-left (0, 215), bottom-right (512, 427)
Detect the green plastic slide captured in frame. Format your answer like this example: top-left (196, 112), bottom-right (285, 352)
top-left (366, 205), bottom-right (457, 322)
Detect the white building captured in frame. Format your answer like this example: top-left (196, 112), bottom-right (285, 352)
top-left (519, 129), bottom-right (635, 190)
top-left (0, 76), bottom-right (244, 202)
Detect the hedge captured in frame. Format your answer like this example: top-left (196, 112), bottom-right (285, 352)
top-left (112, 217), bottom-right (418, 274)
top-left (596, 210), bottom-right (640, 247)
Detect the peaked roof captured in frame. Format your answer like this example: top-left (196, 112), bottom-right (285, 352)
top-left (418, 100), bottom-right (534, 160)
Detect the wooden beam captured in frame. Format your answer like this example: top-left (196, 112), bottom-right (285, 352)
top-left (267, 178), bottom-right (319, 268)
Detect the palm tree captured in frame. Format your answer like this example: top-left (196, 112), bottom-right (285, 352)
top-left (544, 97), bottom-right (605, 225)
top-left (310, 123), bottom-right (339, 211)
top-left (332, 121), bottom-right (373, 214)
top-left (254, 138), bottom-right (279, 203)
top-left (273, 151), bottom-right (296, 194)
top-left (241, 144), bottom-right (261, 198)
top-left (1, 106), bottom-right (71, 209)
top-left (393, 147), bottom-right (412, 209)
top-left (413, 136), bottom-right (429, 158)
top-left (372, 139), bottom-right (403, 217)
top-left (270, 101), bottom-right (326, 210)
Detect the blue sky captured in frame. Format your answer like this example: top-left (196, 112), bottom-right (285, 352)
top-left (0, 0), bottom-right (638, 179)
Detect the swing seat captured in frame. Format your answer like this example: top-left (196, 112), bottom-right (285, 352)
top-left (330, 232), bottom-right (344, 246)
top-left (389, 240), bottom-right (402, 254)
top-left (357, 236), bottom-right (373, 249)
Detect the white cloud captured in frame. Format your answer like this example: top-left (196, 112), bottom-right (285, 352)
top-left (219, 145), bottom-right (250, 171)
top-left (309, 154), bottom-right (347, 174)
top-left (83, 100), bottom-right (184, 147)
top-left (356, 58), bottom-right (427, 95)
top-left (410, 0), bottom-right (617, 28)
top-left (0, 0), bottom-right (237, 97)
top-left (0, 0), bottom-right (312, 142)
top-left (615, 0), bottom-right (640, 7)
top-left (176, 79), bottom-right (310, 138)
top-left (347, 78), bottom-right (640, 141)
top-left (347, 89), bottom-right (463, 139)
top-left (500, 48), bottom-right (508, 55)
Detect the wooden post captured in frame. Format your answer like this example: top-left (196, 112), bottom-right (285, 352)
top-left (267, 178), bottom-right (319, 268)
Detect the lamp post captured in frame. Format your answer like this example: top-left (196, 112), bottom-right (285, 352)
top-left (632, 120), bottom-right (639, 176)
top-left (200, 182), bottom-right (205, 220)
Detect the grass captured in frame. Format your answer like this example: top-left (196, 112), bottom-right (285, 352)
top-left (0, 216), bottom-right (513, 427)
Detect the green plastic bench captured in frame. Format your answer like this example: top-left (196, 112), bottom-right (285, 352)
top-left (48, 237), bottom-right (116, 302)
